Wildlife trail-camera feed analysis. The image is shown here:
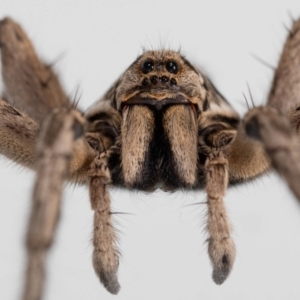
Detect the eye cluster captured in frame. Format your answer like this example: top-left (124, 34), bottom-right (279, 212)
top-left (141, 59), bottom-right (179, 74)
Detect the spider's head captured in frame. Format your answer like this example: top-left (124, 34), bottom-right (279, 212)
top-left (116, 50), bottom-right (207, 112)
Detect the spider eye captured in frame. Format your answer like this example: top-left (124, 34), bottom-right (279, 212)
top-left (166, 60), bottom-right (178, 74)
top-left (141, 60), bottom-right (154, 74)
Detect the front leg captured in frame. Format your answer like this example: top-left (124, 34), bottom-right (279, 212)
top-left (243, 18), bottom-right (300, 202)
top-left (205, 150), bottom-right (235, 284)
top-left (198, 109), bottom-right (238, 284)
top-left (88, 152), bottom-right (120, 294)
top-left (244, 106), bottom-right (300, 201)
top-left (24, 108), bottom-right (86, 300)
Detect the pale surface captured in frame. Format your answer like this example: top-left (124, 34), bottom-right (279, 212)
top-left (1, 1), bottom-right (300, 299)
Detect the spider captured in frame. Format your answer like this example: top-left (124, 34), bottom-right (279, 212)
top-left (1, 16), bottom-right (300, 300)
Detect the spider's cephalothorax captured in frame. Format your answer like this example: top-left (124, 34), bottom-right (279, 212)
top-left (86, 50), bottom-right (240, 191)
top-left (1, 17), bottom-right (300, 300)
top-left (119, 51), bottom-right (202, 190)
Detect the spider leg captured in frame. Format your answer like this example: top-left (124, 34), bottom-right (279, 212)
top-left (0, 98), bottom-right (38, 168)
top-left (88, 151), bottom-right (120, 294)
top-left (0, 17), bottom-right (95, 182)
top-left (197, 79), bottom-right (239, 284)
top-left (244, 106), bottom-right (300, 200)
top-left (0, 18), bottom-right (71, 123)
top-left (23, 108), bottom-right (85, 300)
top-left (267, 18), bottom-right (300, 114)
top-left (205, 149), bottom-right (235, 284)
top-left (0, 97), bottom-right (95, 182)
top-left (243, 18), bottom-right (300, 201)
top-left (225, 126), bottom-right (270, 184)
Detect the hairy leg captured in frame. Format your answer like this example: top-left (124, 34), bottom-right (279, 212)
top-left (23, 108), bottom-right (85, 300)
top-left (226, 19), bottom-right (300, 183)
top-left (205, 150), bottom-right (235, 284)
top-left (0, 97), bottom-right (95, 182)
top-left (0, 18), bottom-right (70, 123)
top-left (88, 152), bottom-right (120, 294)
top-left (267, 18), bottom-right (300, 114)
top-left (0, 17), bottom-right (95, 180)
top-left (226, 127), bottom-right (270, 183)
top-left (243, 18), bottom-right (300, 201)
top-left (197, 92), bottom-right (239, 283)
top-left (244, 106), bottom-right (300, 200)
top-left (0, 98), bottom-right (38, 168)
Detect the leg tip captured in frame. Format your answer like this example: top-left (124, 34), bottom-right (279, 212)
top-left (100, 270), bottom-right (121, 295)
top-left (208, 239), bottom-right (235, 285)
top-left (210, 252), bottom-right (234, 285)
top-left (212, 267), bottom-right (230, 285)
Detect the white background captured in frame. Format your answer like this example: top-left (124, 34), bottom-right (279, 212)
top-left (1, 1), bottom-right (300, 299)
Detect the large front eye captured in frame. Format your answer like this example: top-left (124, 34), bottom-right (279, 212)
top-left (166, 60), bottom-right (178, 74)
top-left (141, 59), bottom-right (154, 74)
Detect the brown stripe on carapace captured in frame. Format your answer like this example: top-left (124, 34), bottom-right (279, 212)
top-left (211, 115), bottom-right (240, 128)
top-left (94, 121), bottom-right (119, 139)
top-left (124, 85), bottom-right (141, 96)
top-left (199, 124), bottom-right (228, 137)
top-left (87, 112), bottom-right (110, 123)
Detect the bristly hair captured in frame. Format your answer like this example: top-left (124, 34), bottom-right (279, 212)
top-left (250, 53), bottom-right (275, 70)
top-left (246, 82), bottom-right (256, 108)
top-left (176, 45), bottom-right (182, 55)
top-left (288, 10), bottom-right (296, 23)
top-left (139, 34), bottom-right (183, 54)
top-left (68, 85), bottom-right (82, 111)
top-left (73, 86), bottom-right (82, 109)
top-left (243, 92), bottom-right (250, 110)
top-left (45, 52), bottom-right (66, 70)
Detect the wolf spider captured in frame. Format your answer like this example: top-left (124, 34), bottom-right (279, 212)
top-left (1, 17), bottom-right (300, 300)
